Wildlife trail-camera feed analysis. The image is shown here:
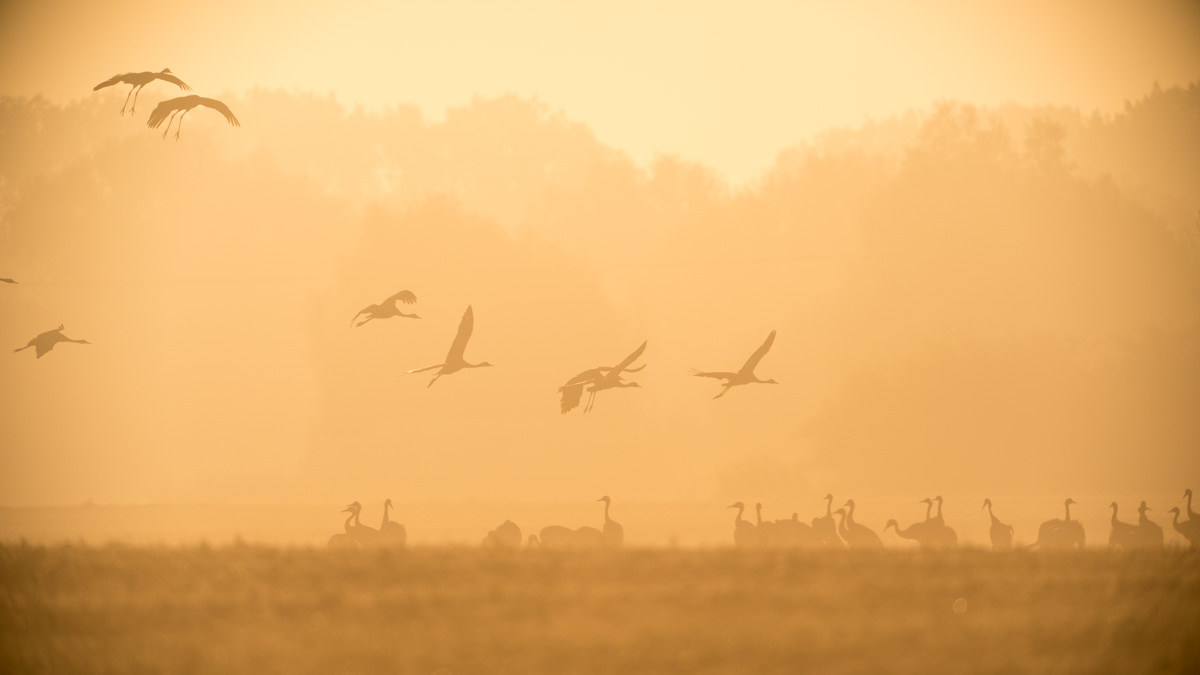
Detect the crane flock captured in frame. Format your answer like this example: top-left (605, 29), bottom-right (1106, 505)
top-left (324, 492), bottom-right (1199, 551)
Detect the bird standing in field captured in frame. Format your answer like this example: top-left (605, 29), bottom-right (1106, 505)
top-left (558, 341), bottom-right (647, 414)
top-left (14, 325), bottom-right (91, 359)
top-left (147, 95), bottom-right (240, 140)
top-left (692, 330), bottom-right (778, 399)
top-left (401, 305), bottom-right (493, 386)
top-left (93, 68), bottom-right (190, 115)
top-left (351, 290), bottom-right (419, 327)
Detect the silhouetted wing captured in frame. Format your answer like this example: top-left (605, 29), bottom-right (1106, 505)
top-left (559, 368), bottom-right (604, 391)
top-left (350, 304), bottom-right (375, 326)
top-left (200, 97), bottom-right (240, 127)
top-left (738, 330), bottom-right (776, 375)
top-left (445, 306), bottom-right (475, 362)
top-left (600, 363), bottom-right (644, 373)
top-left (611, 341), bottom-right (647, 375)
top-left (93, 73), bottom-right (128, 91)
top-left (559, 385), bottom-right (585, 413)
top-left (156, 72), bottom-right (191, 90)
top-left (146, 98), bottom-right (179, 129)
top-left (691, 370), bottom-right (736, 380)
top-left (386, 290), bottom-right (417, 305)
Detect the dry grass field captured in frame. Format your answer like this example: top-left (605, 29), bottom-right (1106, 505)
top-left (1, 545), bottom-right (1197, 674)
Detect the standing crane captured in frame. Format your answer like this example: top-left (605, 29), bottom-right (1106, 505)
top-left (558, 341), bottom-right (647, 414)
top-left (351, 290), bottom-right (419, 326)
top-left (401, 305), bottom-right (493, 386)
top-left (147, 95), bottom-right (240, 140)
top-left (691, 330), bottom-right (779, 399)
top-left (597, 496), bottom-right (624, 547)
top-left (93, 68), bottom-right (190, 115)
top-left (14, 325), bottom-right (91, 359)
top-left (982, 498), bottom-right (1014, 550)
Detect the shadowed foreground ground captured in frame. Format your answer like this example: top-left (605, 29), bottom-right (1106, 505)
top-left (1, 546), bottom-right (1197, 674)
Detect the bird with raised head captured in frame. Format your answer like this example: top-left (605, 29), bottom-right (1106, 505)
top-left (147, 95), bottom-right (240, 140)
top-left (379, 499), bottom-right (407, 547)
top-left (1107, 502), bottom-right (1138, 549)
top-left (14, 325), bottom-right (91, 359)
top-left (326, 505), bottom-right (359, 550)
top-left (1167, 507), bottom-right (1197, 548)
top-left (93, 68), bottom-right (190, 115)
top-left (982, 498), bottom-right (1014, 551)
top-left (728, 501), bottom-right (758, 548)
top-left (1028, 498), bottom-right (1084, 550)
top-left (597, 496), bottom-right (624, 547)
top-left (402, 305), bottom-right (494, 387)
top-left (840, 499), bottom-right (883, 549)
top-left (812, 494), bottom-right (842, 547)
top-left (691, 330), bottom-right (779, 399)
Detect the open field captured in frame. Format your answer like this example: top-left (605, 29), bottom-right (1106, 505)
top-left (1, 545), bottom-right (1197, 674)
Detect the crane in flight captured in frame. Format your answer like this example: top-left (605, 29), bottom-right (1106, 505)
top-left (352, 290), bottom-right (419, 326)
top-left (93, 68), bottom-right (190, 115)
top-left (147, 95), bottom-right (240, 140)
top-left (558, 341), bottom-right (647, 414)
top-left (13, 325), bottom-right (91, 359)
top-left (401, 305), bottom-right (493, 386)
top-left (692, 330), bottom-right (778, 399)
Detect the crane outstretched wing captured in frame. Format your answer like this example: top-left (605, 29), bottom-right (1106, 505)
top-left (351, 304), bottom-right (376, 326)
top-left (738, 330), bottom-right (776, 375)
top-left (157, 72), bottom-right (191, 90)
top-left (691, 369), bottom-right (736, 380)
top-left (386, 290), bottom-right (417, 305)
top-left (559, 385), bottom-right (585, 413)
top-left (146, 98), bottom-right (180, 129)
top-left (611, 341), bottom-right (647, 375)
top-left (199, 97), bottom-right (240, 127)
top-left (445, 306), bottom-right (475, 362)
top-left (93, 74), bottom-right (129, 91)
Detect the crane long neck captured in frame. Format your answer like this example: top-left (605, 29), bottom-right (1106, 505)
top-left (1064, 501), bottom-right (1072, 521)
top-left (924, 502), bottom-right (932, 520)
top-left (936, 499), bottom-right (943, 519)
top-left (825, 496), bottom-right (832, 518)
top-left (603, 500), bottom-right (611, 524)
top-left (734, 504), bottom-right (744, 525)
top-left (755, 505), bottom-right (762, 526)
top-left (353, 508), bottom-right (362, 528)
top-left (1187, 492), bottom-right (1196, 518)
top-left (344, 511), bottom-right (354, 533)
top-left (1110, 504), bottom-right (1118, 525)
top-left (382, 502), bottom-right (391, 525)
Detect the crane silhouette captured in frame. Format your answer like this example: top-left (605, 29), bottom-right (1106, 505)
top-left (402, 305), bottom-right (493, 386)
top-left (1167, 507), bottom-right (1198, 548)
top-left (14, 325), bottom-right (91, 359)
top-left (840, 499), bottom-right (883, 549)
top-left (728, 501), bottom-right (759, 548)
top-left (482, 520), bottom-right (523, 550)
top-left (326, 505), bottom-right (359, 550)
top-left (1185, 488), bottom-right (1198, 522)
top-left (346, 501), bottom-right (379, 547)
top-left (93, 68), bottom-right (190, 115)
top-left (1107, 502), bottom-right (1138, 549)
top-left (379, 499), bottom-right (407, 547)
top-left (982, 499), bottom-right (1014, 550)
top-left (692, 330), bottom-right (779, 399)
top-left (352, 290), bottom-right (419, 327)
top-left (811, 494), bottom-right (842, 547)
top-left (1134, 501), bottom-right (1164, 548)
top-left (598, 496), bottom-right (624, 547)
top-left (558, 341), bottom-right (647, 413)
top-left (1028, 498), bottom-right (1084, 550)
top-left (147, 95), bottom-right (240, 140)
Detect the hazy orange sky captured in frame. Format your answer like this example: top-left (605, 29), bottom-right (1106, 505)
top-left (2, 0), bottom-right (1197, 183)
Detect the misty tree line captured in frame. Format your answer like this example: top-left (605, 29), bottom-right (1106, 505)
top-left (0, 82), bottom-right (1196, 500)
